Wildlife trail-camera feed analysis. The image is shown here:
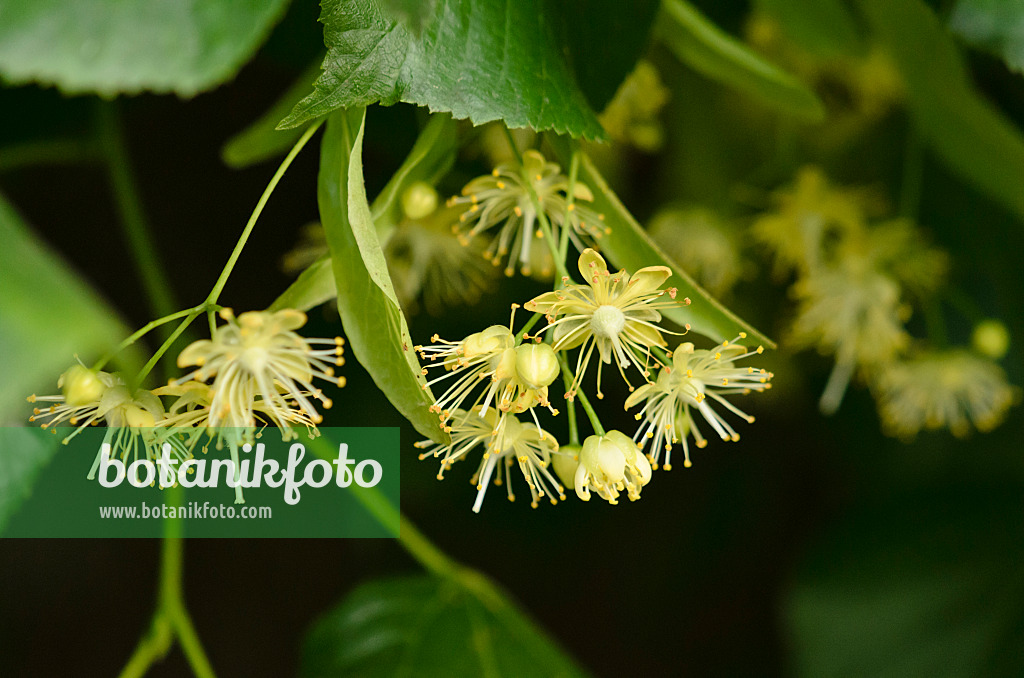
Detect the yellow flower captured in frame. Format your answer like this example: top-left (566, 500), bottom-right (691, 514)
top-left (28, 367), bottom-right (164, 442)
top-left (625, 337), bottom-right (771, 470)
top-left (752, 166), bottom-right (878, 276)
top-left (789, 257), bottom-right (908, 414)
top-left (28, 366), bottom-right (172, 480)
top-left (873, 350), bottom-right (1018, 439)
top-left (416, 312), bottom-right (560, 431)
top-left (415, 409), bottom-right (564, 512)
top-left (448, 150), bottom-right (606, 276)
top-left (526, 249), bottom-right (687, 398)
top-left (175, 308), bottom-right (344, 436)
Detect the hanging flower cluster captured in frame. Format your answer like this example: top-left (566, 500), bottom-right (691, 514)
top-left (28, 308), bottom-right (346, 496)
top-left (417, 232), bottom-right (772, 511)
top-left (754, 166), bottom-right (1017, 437)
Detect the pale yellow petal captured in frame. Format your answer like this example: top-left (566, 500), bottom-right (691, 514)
top-left (577, 248), bottom-right (608, 281)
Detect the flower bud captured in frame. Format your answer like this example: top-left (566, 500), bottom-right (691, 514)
top-left (605, 430), bottom-right (652, 485)
top-left (972, 319), bottom-right (1010, 360)
top-left (507, 386), bottom-right (547, 413)
top-left (552, 444), bottom-right (581, 490)
top-left (124, 405), bottom-right (156, 428)
top-left (575, 431), bottom-right (652, 503)
top-left (401, 181), bottom-right (439, 220)
top-left (59, 365), bottom-right (107, 407)
top-left (492, 347), bottom-right (518, 382)
top-left (462, 325), bottom-right (513, 359)
top-left (515, 343), bottom-right (559, 389)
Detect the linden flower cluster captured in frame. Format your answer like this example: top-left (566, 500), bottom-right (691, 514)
top-left (414, 312), bottom-right (566, 512)
top-left (415, 408), bottom-right (565, 512)
top-left (448, 150), bottom-right (608, 277)
top-left (28, 365), bottom-right (173, 473)
top-left (756, 167), bottom-right (1016, 437)
top-left (416, 249), bottom-right (717, 511)
top-left (28, 308), bottom-right (346, 490)
top-left (872, 350), bottom-right (1018, 440)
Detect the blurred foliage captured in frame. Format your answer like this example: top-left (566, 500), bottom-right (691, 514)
top-left (0, 191), bottom-right (140, 418)
top-left (0, 0), bottom-right (290, 96)
top-left (302, 575), bottom-right (590, 677)
top-left (950, 0), bottom-right (1024, 74)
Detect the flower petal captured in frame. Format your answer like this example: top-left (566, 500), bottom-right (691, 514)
top-left (524, 290), bottom-right (563, 315)
top-left (577, 248), bottom-right (608, 282)
top-left (177, 339), bottom-right (213, 368)
top-left (624, 321), bottom-right (666, 349)
top-left (625, 265), bottom-right (671, 296)
top-left (624, 382), bottom-right (656, 409)
top-left (572, 182), bottom-right (594, 202)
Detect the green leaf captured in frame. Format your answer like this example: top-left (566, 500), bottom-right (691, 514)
top-left (0, 191), bottom-right (137, 419)
top-left (0, 0), bottom-right (289, 96)
top-left (554, 0), bottom-right (661, 113)
top-left (280, 0), bottom-right (631, 139)
top-left (755, 0), bottom-right (863, 58)
top-left (786, 482), bottom-right (1024, 677)
top-left (548, 139), bottom-right (775, 348)
top-left (318, 108), bottom-right (446, 444)
top-left (223, 57), bottom-right (326, 169)
top-left (268, 256), bottom-right (336, 313)
top-left (0, 427), bottom-right (60, 535)
top-left (858, 0), bottom-right (1024, 224)
top-left (656, 0), bottom-right (825, 122)
top-left (301, 575), bottom-right (590, 677)
top-left (950, 0), bottom-right (1024, 74)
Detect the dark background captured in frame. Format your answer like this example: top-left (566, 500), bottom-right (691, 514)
top-left (2, 0), bottom-right (1023, 676)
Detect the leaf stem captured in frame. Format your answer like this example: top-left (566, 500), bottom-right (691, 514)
top-left (514, 312), bottom-right (542, 344)
top-left (521, 170), bottom-right (572, 283)
top-left (206, 120), bottom-right (323, 305)
top-left (92, 307), bottom-right (200, 372)
top-left (501, 126), bottom-right (524, 165)
top-left (116, 615), bottom-right (173, 678)
top-left (95, 101), bottom-right (178, 321)
top-left (160, 484), bottom-right (218, 678)
top-left (0, 137), bottom-right (101, 172)
top-left (133, 307), bottom-right (206, 388)
top-left (167, 600), bottom-right (217, 678)
top-left (558, 149), bottom-right (580, 263)
top-left (558, 353), bottom-right (604, 435)
top-left (561, 368), bottom-right (580, 445)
